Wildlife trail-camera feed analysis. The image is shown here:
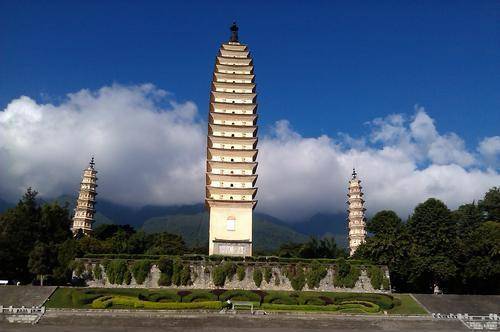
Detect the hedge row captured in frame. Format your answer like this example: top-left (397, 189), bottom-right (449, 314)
top-left (82, 254), bottom-right (370, 265)
top-left (91, 296), bottom-right (221, 310)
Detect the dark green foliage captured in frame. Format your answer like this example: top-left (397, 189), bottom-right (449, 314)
top-left (264, 266), bottom-right (272, 283)
top-left (368, 266), bottom-right (383, 290)
top-left (223, 261), bottom-right (237, 281)
top-left (479, 187), bottom-right (500, 222)
top-left (180, 264), bottom-right (191, 286)
top-left (105, 260), bottom-right (128, 285)
top-left (212, 265), bottom-right (226, 287)
top-left (251, 290), bottom-right (268, 304)
top-left (157, 257), bottom-right (173, 286)
top-left (93, 264), bottom-right (103, 280)
top-left (130, 260), bottom-right (151, 285)
top-left (305, 261), bottom-right (327, 289)
top-left (285, 265), bottom-right (307, 291)
top-left (333, 260), bottom-right (360, 288)
top-left (71, 290), bottom-right (101, 306)
top-left (124, 270), bottom-right (132, 285)
top-left (177, 290), bottom-right (192, 302)
top-left (210, 289), bottom-right (226, 300)
top-left (220, 290), bottom-right (260, 302)
top-left (171, 259), bottom-right (182, 286)
top-left (264, 293), bottom-right (298, 305)
top-left (0, 188), bottom-right (72, 284)
top-left (253, 268), bottom-right (263, 287)
top-left (236, 265), bottom-right (246, 281)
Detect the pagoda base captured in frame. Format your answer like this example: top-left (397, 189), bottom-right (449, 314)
top-left (212, 239), bottom-right (252, 257)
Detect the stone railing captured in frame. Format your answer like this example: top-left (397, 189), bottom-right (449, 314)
top-left (432, 313), bottom-right (500, 330)
top-left (0, 306), bottom-right (45, 324)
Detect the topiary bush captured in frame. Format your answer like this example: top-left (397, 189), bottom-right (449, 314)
top-left (93, 264), bottom-right (102, 280)
top-left (264, 267), bottom-right (272, 284)
top-left (253, 268), bottom-right (263, 287)
top-left (157, 257), bottom-right (173, 286)
top-left (105, 260), bottom-right (128, 284)
top-left (124, 270), bottom-right (132, 285)
top-left (236, 265), bottom-right (246, 281)
top-left (212, 265), bottom-right (226, 287)
top-left (220, 290), bottom-right (260, 302)
top-left (171, 259), bottom-right (183, 286)
top-left (333, 260), bottom-right (360, 288)
top-left (368, 266), bottom-right (383, 290)
top-left (306, 261), bottom-right (327, 289)
top-left (180, 264), bottom-right (191, 286)
top-left (131, 260), bottom-right (151, 285)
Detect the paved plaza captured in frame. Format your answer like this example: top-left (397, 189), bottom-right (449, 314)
top-left (1, 312), bottom-right (467, 332)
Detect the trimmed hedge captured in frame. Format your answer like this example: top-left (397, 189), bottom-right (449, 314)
top-left (220, 290), bottom-right (260, 302)
top-left (81, 254), bottom-right (370, 266)
top-left (253, 268), bottom-right (263, 287)
top-left (130, 260), bottom-right (151, 285)
top-left (91, 296), bottom-right (221, 310)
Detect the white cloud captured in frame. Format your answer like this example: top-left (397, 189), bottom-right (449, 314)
top-left (478, 136), bottom-right (500, 167)
top-left (0, 84), bottom-right (498, 221)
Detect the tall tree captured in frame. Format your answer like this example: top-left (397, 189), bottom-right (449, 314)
top-left (28, 242), bottom-right (56, 286)
top-left (406, 198), bottom-right (458, 292)
top-left (479, 187), bottom-right (500, 222)
top-left (355, 210), bottom-right (411, 291)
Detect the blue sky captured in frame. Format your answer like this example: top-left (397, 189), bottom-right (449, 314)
top-left (1, 1), bottom-right (499, 217)
top-left (1, 0), bottom-right (498, 145)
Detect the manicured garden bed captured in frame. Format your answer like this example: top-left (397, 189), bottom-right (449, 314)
top-left (45, 288), bottom-right (427, 315)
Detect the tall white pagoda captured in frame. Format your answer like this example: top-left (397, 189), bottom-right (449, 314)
top-left (347, 168), bottom-right (367, 256)
top-left (205, 23), bottom-right (258, 256)
top-left (71, 157), bottom-right (98, 235)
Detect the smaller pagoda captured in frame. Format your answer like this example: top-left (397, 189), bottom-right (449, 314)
top-left (347, 168), bottom-right (367, 256)
top-left (71, 157), bottom-right (98, 235)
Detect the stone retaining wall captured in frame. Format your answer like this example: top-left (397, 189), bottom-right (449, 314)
top-left (78, 260), bottom-right (391, 293)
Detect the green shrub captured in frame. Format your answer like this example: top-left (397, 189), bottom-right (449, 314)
top-left (184, 291), bottom-right (216, 303)
top-left (177, 290), bottom-right (192, 302)
top-left (71, 290), bottom-right (101, 306)
top-left (264, 293), bottom-right (298, 305)
top-left (73, 260), bottom-right (85, 277)
top-left (220, 290), bottom-right (260, 302)
top-left (253, 268), bottom-right (263, 287)
top-left (339, 301), bottom-right (380, 313)
top-left (368, 266), bottom-right (383, 290)
top-left (130, 260), bottom-right (151, 285)
top-left (171, 259), bottom-right (182, 286)
top-left (382, 276), bottom-right (390, 290)
top-left (157, 257), bottom-right (173, 286)
top-left (332, 293), bottom-right (395, 310)
top-left (124, 270), bottom-right (132, 285)
top-left (138, 291), bottom-right (179, 302)
top-left (306, 261), bottom-right (327, 289)
top-left (264, 267), bottom-right (272, 283)
top-left (180, 265), bottom-right (191, 286)
top-left (212, 265), bottom-right (226, 287)
top-left (91, 296), bottom-right (112, 309)
top-left (223, 262), bottom-right (237, 281)
top-left (93, 264), bottom-right (102, 280)
top-left (236, 265), bottom-right (246, 281)
top-left (105, 260), bottom-right (128, 284)
top-left (261, 303), bottom-right (340, 312)
top-left (333, 262), bottom-right (360, 288)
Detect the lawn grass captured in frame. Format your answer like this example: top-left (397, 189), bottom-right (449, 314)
top-left (45, 287), bottom-right (428, 315)
top-left (387, 294), bottom-right (428, 315)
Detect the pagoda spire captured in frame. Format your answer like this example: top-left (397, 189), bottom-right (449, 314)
top-left (71, 157), bottom-right (98, 235)
top-left (229, 21), bottom-right (239, 43)
top-left (347, 168), bottom-right (367, 256)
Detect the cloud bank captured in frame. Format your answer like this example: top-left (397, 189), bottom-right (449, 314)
top-left (1, 84), bottom-right (499, 220)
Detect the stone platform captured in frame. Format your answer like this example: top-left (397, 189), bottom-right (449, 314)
top-left (413, 294), bottom-right (500, 315)
top-left (0, 286), bottom-right (57, 307)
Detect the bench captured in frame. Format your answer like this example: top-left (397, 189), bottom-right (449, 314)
top-left (0, 280), bottom-right (8, 286)
top-left (231, 301), bottom-right (254, 314)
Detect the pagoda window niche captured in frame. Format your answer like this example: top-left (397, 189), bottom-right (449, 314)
top-left (226, 216), bottom-right (236, 231)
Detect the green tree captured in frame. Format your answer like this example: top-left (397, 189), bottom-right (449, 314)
top-left (479, 187), bottom-right (500, 222)
top-left (406, 198), bottom-right (458, 292)
top-left (355, 210), bottom-right (411, 291)
top-left (28, 242), bottom-right (56, 286)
